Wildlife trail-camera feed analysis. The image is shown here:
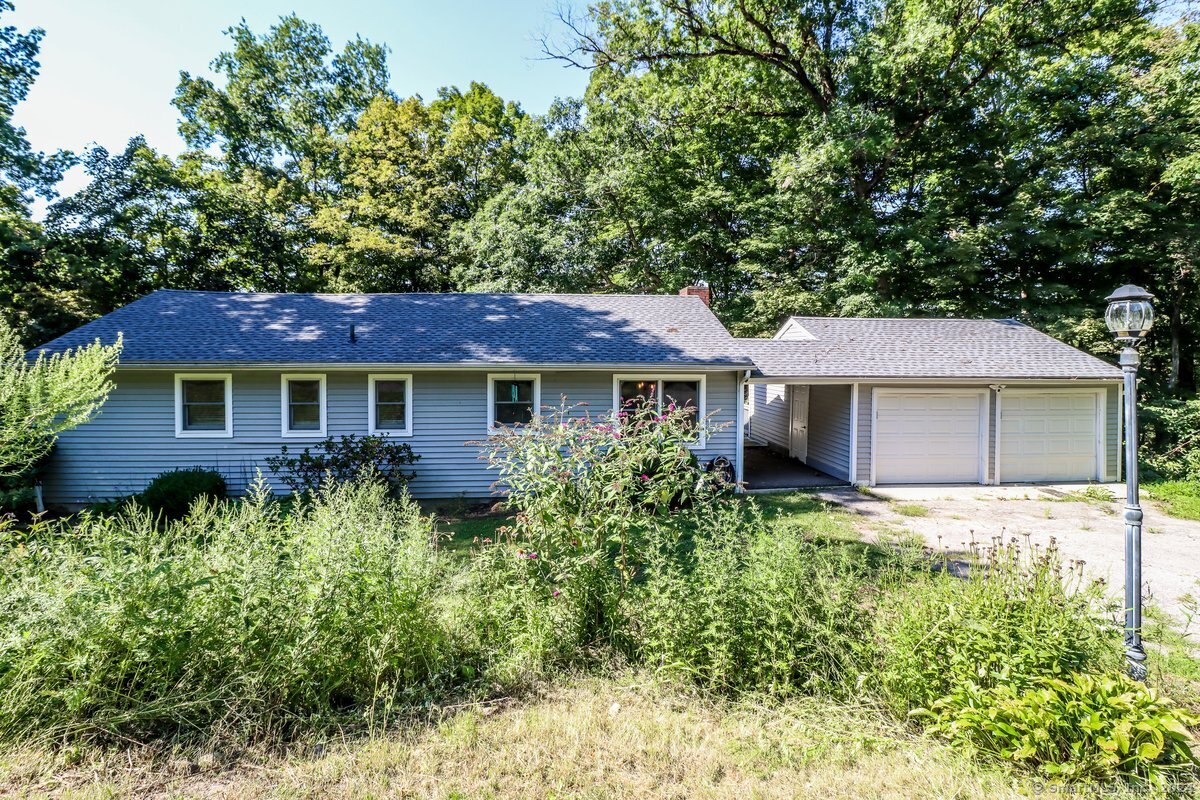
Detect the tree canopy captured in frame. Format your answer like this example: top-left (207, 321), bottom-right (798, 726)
top-left (0, 1), bottom-right (1197, 394)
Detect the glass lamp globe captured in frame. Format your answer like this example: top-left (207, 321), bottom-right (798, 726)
top-left (1104, 285), bottom-right (1155, 342)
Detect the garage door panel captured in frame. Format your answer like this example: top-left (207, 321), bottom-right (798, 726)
top-left (1000, 392), bottom-right (1099, 483)
top-left (874, 391), bottom-right (984, 484)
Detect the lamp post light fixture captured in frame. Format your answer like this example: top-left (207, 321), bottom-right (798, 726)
top-left (1105, 284), bottom-right (1155, 681)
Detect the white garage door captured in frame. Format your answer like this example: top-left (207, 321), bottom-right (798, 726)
top-left (1000, 392), bottom-right (1100, 483)
top-left (874, 391), bottom-right (984, 484)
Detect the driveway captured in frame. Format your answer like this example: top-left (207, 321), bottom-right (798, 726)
top-left (817, 484), bottom-right (1200, 627)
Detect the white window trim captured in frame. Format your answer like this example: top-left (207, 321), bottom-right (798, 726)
top-left (174, 373), bottom-right (233, 439)
top-left (280, 373), bottom-right (328, 438)
top-left (486, 373), bottom-right (542, 434)
top-left (368, 373), bottom-right (414, 437)
top-left (611, 374), bottom-right (708, 449)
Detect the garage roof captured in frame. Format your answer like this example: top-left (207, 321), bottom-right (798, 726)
top-left (741, 317), bottom-right (1122, 380)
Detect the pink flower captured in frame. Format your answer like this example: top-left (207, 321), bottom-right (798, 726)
top-left (552, 590), bottom-right (561, 598)
top-left (640, 473), bottom-right (650, 481)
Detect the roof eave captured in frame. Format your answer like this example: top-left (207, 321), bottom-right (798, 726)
top-left (112, 359), bottom-right (755, 371)
top-left (748, 373), bottom-right (1123, 382)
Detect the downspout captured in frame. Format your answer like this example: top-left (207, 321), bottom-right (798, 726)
top-left (735, 369), bottom-right (749, 491)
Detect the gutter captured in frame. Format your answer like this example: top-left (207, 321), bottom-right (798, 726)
top-left (109, 360), bottom-right (756, 372)
top-left (745, 375), bottom-right (1123, 384)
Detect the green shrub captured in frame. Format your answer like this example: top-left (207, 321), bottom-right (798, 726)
top-left (450, 535), bottom-right (599, 687)
top-left (874, 537), bottom-right (1123, 713)
top-left (139, 467), bottom-right (227, 519)
top-left (1141, 397), bottom-right (1200, 481)
top-left (0, 479), bottom-right (450, 745)
top-left (918, 673), bottom-right (1199, 784)
top-left (477, 401), bottom-right (729, 652)
top-left (634, 502), bottom-right (875, 696)
top-left (266, 434), bottom-right (420, 494)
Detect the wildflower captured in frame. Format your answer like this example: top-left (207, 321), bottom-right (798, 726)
top-left (552, 590), bottom-right (561, 598)
top-left (640, 473), bottom-right (650, 481)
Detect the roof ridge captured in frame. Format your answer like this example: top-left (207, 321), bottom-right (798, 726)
top-left (148, 289), bottom-right (706, 300)
top-left (788, 315), bottom-right (1025, 323)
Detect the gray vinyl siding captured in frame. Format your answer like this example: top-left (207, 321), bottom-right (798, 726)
top-left (1106, 384), bottom-right (1119, 480)
top-left (853, 382), bottom-right (1121, 485)
top-left (805, 384), bottom-right (852, 481)
top-left (748, 383), bottom-right (789, 450)
top-left (43, 368), bottom-right (741, 505)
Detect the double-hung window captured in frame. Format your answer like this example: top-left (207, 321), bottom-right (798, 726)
top-left (613, 374), bottom-right (706, 445)
top-left (368, 374), bottom-right (413, 436)
top-left (175, 373), bottom-right (233, 438)
top-left (281, 374), bottom-right (327, 437)
top-left (487, 373), bottom-right (541, 433)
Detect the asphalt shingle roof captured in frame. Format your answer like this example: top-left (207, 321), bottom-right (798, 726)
top-left (740, 317), bottom-right (1121, 380)
top-left (33, 290), bottom-right (754, 368)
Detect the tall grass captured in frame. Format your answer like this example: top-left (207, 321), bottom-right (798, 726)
top-left (0, 461), bottom-right (1190, 785)
top-left (635, 503), bottom-right (878, 696)
top-left (873, 535), bottom-right (1124, 713)
top-left (0, 479), bottom-right (451, 744)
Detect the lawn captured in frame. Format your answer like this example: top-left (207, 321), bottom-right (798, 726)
top-left (429, 490), bottom-right (872, 563)
top-left (1146, 481), bottom-right (1200, 522)
top-left (0, 677), bottom-right (1037, 799)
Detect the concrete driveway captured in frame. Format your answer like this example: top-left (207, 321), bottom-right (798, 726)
top-left (817, 484), bottom-right (1200, 627)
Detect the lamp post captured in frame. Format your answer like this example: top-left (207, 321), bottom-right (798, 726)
top-left (1104, 284), bottom-right (1155, 681)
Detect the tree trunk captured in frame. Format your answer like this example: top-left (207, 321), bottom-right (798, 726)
top-left (1168, 301), bottom-right (1195, 392)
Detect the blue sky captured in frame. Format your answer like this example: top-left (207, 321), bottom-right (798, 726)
top-left (9, 0), bottom-right (591, 198)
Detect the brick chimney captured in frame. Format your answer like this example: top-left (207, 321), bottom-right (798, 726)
top-left (679, 284), bottom-right (710, 306)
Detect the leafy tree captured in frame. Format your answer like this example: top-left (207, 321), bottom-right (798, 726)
top-left (0, 1), bottom-right (74, 344)
top-left (0, 320), bottom-right (121, 476)
top-left (0, 0), bottom-right (72, 202)
top-left (173, 15), bottom-right (391, 289)
top-left (310, 84), bottom-right (526, 291)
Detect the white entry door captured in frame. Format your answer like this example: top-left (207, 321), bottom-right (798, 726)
top-left (789, 384), bottom-right (810, 461)
top-left (1000, 391), bottom-right (1102, 482)
top-left (873, 390), bottom-right (986, 484)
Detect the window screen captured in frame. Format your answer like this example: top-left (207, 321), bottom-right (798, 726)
top-left (181, 379), bottom-right (227, 431)
top-left (493, 379), bottom-right (535, 425)
top-left (662, 380), bottom-right (700, 426)
top-left (286, 379), bottom-right (322, 431)
top-left (374, 379), bottom-right (408, 430)
top-left (618, 379), bottom-right (657, 412)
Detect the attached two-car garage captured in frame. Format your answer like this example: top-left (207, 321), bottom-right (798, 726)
top-left (742, 316), bottom-right (1123, 488)
top-left (870, 388), bottom-right (1108, 485)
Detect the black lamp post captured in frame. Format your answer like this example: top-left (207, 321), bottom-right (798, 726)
top-left (1104, 284), bottom-right (1155, 680)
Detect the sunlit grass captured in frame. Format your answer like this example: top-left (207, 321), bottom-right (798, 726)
top-left (1145, 481), bottom-right (1200, 522)
top-left (0, 676), bottom-right (1038, 800)
top-left (892, 503), bottom-right (929, 517)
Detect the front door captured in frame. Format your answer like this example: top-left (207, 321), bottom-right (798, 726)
top-left (789, 384), bottom-right (810, 461)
